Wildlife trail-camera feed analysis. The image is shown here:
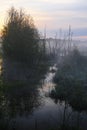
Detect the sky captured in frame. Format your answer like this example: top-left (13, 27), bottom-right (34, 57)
top-left (0, 0), bottom-right (87, 40)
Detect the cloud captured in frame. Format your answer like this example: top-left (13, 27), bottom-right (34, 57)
top-left (0, 0), bottom-right (87, 39)
top-left (37, 0), bottom-right (76, 4)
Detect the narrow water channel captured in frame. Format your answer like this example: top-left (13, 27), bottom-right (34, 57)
top-left (2, 65), bottom-right (87, 130)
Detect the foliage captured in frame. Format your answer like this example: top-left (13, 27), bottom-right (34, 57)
top-left (54, 49), bottom-right (87, 85)
top-left (2, 7), bottom-right (44, 65)
top-left (51, 49), bottom-right (87, 111)
top-left (1, 7), bottom-right (49, 81)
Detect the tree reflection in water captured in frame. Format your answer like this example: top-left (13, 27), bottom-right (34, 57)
top-left (50, 81), bottom-right (87, 130)
top-left (0, 82), bottom-right (41, 129)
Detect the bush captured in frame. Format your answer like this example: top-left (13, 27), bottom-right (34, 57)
top-left (52, 49), bottom-right (87, 111)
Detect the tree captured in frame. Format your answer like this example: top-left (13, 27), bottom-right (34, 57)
top-left (1, 7), bottom-right (48, 81)
top-left (2, 7), bottom-right (40, 65)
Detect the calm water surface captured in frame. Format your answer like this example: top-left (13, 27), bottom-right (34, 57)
top-left (1, 65), bottom-right (87, 130)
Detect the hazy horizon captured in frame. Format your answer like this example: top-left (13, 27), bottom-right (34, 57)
top-left (0, 0), bottom-right (87, 40)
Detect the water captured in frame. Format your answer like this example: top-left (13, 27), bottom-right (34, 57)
top-left (0, 65), bottom-right (87, 130)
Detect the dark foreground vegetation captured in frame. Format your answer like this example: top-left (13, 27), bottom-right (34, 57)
top-left (1, 7), bottom-right (49, 81)
top-left (0, 6), bottom-right (87, 130)
top-left (49, 49), bottom-right (87, 130)
top-left (0, 7), bottom-right (50, 130)
top-left (51, 49), bottom-right (87, 111)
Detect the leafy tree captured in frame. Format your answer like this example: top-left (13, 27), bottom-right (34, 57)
top-left (1, 7), bottom-right (48, 81)
top-left (2, 7), bottom-right (41, 65)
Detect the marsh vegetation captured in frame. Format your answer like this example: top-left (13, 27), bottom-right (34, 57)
top-left (0, 7), bottom-right (87, 130)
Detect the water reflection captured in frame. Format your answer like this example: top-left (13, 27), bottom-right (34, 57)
top-left (0, 65), bottom-right (87, 130)
top-left (0, 83), bottom-right (41, 129)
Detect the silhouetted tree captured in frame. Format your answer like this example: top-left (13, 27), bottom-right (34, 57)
top-left (2, 7), bottom-right (40, 65)
top-left (1, 7), bottom-right (48, 81)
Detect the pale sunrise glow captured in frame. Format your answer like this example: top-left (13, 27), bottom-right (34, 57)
top-left (0, 0), bottom-right (87, 39)
top-left (36, 0), bottom-right (76, 4)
